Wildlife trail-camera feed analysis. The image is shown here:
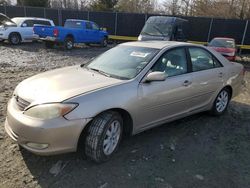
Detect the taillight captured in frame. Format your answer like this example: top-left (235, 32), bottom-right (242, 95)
top-left (53, 29), bottom-right (59, 37)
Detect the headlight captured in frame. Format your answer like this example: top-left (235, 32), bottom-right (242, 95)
top-left (138, 35), bottom-right (142, 41)
top-left (24, 103), bottom-right (78, 120)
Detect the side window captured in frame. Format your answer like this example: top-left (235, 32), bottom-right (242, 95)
top-left (22, 20), bottom-right (34, 27)
top-left (86, 22), bottom-right (92, 30)
top-left (34, 20), bottom-right (51, 26)
top-left (92, 23), bottom-right (99, 30)
top-left (189, 47), bottom-right (221, 71)
top-left (152, 48), bottom-right (188, 77)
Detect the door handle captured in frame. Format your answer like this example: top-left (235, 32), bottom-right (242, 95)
top-left (183, 80), bottom-right (192, 86)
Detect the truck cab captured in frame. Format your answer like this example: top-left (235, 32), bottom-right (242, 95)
top-left (138, 16), bottom-right (189, 42)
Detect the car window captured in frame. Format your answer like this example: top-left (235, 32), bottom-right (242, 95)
top-left (92, 23), bottom-right (99, 30)
top-left (189, 47), bottom-right (221, 71)
top-left (152, 48), bottom-right (188, 77)
top-left (22, 20), bottom-right (34, 27)
top-left (33, 20), bottom-right (51, 26)
top-left (64, 21), bottom-right (82, 28)
top-left (86, 22), bottom-right (92, 30)
top-left (209, 38), bottom-right (235, 48)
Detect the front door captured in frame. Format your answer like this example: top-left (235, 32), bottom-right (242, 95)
top-left (136, 47), bottom-right (194, 131)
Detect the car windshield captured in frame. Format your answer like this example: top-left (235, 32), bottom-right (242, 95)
top-left (209, 39), bottom-right (235, 48)
top-left (84, 45), bottom-right (159, 80)
top-left (141, 23), bottom-right (173, 37)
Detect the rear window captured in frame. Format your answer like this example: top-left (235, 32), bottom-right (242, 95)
top-left (209, 38), bottom-right (235, 48)
top-left (64, 21), bottom-right (82, 28)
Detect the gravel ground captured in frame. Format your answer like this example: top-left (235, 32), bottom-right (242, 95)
top-left (0, 42), bottom-right (250, 188)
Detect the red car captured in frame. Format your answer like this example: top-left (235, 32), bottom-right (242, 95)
top-left (208, 37), bottom-right (237, 61)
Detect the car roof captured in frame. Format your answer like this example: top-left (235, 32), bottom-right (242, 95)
top-left (66, 19), bottom-right (89, 22)
top-left (120, 41), bottom-right (195, 49)
top-left (213, 37), bottom-right (235, 41)
top-left (12, 17), bottom-right (52, 21)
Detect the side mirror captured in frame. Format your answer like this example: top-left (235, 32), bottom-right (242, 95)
top-left (144, 72), bottom-right (166, 82)
top-left (22, 23), bottom-right (27, 27)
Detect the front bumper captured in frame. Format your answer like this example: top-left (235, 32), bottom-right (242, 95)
top-left (5, 98), bottom-right (91, 155)
top-left (0, 31), bottom-right (8, 40)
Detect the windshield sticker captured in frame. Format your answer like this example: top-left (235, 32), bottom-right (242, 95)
top-left (130, 52), bottom-right (150, 58)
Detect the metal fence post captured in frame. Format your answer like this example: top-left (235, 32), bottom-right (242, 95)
top-left (24, 6), bottom-right (26, 17)
top-left (240, 20), bottom-right (249, 54)
top-left (87, 11), bottom-right (90, 20)
top-left (44, 8), bottom-right (46, 18)
top-left (58, 9), bottom-right (62, 26)
top-left (114, 12), bottom-right (118, 35)
top-left (4, 4), bottom-right (6, 15)
top-left (207, 18), bottom-right (213, 42)
top-left (145, 14), bottom-right (147, 23)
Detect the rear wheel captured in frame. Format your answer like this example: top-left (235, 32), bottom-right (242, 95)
top-left (210, 88), bottom-right (231, 115)
top-left (9, 33), bottom-right (21, 45)
top-left (64, 37), bottom-right (74, 50)
top-left (85, 111), bottom-right (123, 163)
top-left (45, 41), bottom-right (54, 48)
top-left (100, 37), bottom-right (108, 47)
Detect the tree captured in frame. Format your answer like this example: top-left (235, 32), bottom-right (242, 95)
top-left (90, 0), bottom-right (118, 11)
top-left (17, 0), bottom-right (49, 7)
top-left (116, 0), bottom-right (156, 13)
top-left (163, 0), bottom-right (180, 15)
top-left (0, 0), bottom-right (11, 5)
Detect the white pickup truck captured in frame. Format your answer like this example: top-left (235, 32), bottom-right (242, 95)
top-left (0, 13), bottom-right (54, 44)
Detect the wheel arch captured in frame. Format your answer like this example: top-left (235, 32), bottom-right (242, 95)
top-left (77, 108), bottom-right (134, 150)
top-left (65, 34), bottom-right (74, 41)
top-left (223, 85), bottom-right (233, 99)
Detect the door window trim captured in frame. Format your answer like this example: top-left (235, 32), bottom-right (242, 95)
top-left (187, 46), bottom-right (224, 73)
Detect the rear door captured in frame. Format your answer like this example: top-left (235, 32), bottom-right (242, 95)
top-left (137, 47), bottom-right (195, 130)
top-left (187, 47), bottom-right (225, 111)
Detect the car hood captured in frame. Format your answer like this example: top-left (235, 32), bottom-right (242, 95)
top-left (0, 13), bottom-right (16, 26)
top-left (15, 65), bottom-right (124, 104)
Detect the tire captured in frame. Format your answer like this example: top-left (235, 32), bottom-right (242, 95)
top-left (45, 41), bottom-right (54, 49)
top-left (100, 37), bottom-right (108, 47)
top-left (9, 33), bottom-right (21, 45)
top-left (210, 87), bottom-right (231, 115)
top-left (64, 37), bottom-right (74, 50)
top-left (85, 111), bottom-right (123, 163)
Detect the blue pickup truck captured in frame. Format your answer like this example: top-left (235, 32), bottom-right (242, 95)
top-left (34, 19), bottom-right (108, 50)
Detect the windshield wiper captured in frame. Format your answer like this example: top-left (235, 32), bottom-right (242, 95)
top-left (153, 26), bottom-right (166, 38)
top-left (87, 67), bottom-right (112, 77)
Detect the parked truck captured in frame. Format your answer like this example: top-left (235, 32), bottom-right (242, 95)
top-left (138, 16), bottom-right (189, 42)
top-left (0, 13), bottom-right (54, 44)
top-left (34, 19), bottom-right (108, 50)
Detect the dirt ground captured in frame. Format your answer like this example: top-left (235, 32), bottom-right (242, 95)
top-left (0, 42), bottom-right (250, 188)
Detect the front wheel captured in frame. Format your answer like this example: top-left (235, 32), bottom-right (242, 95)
top-left (85, 111), bottom-right (123, 163)
top-left (100, 37), bottom-right (108, 47)
top-left (210, 88), bottom-right (231, 115)
top-left (9, 33), bottom-right (21, 45)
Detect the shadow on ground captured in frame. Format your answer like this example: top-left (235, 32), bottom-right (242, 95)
top-left (20, 101), bottom-right (250, 188)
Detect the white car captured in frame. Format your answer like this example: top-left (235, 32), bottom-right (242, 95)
top-left (0, 13), bottom-right (54, 44)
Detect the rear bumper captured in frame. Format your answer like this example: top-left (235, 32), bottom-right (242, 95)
top-left (40, 36), bottom-right (57, 42)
